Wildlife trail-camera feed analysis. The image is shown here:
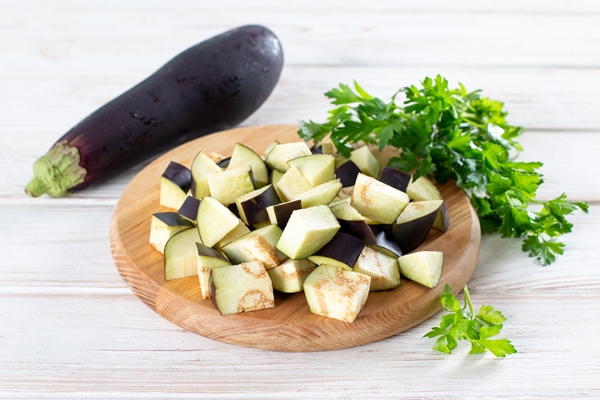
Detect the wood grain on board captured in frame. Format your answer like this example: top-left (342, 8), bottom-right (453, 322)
top-left (109, 124), bottom-right (481, 351)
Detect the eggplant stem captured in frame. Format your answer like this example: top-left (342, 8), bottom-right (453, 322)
top-left (24, 140), bottom-right (87, 197)
top-left (24, 177), bottom-right (50, 197)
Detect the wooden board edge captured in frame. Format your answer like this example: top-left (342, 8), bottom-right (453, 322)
top-left (110, 206), bottom-right (161, 312)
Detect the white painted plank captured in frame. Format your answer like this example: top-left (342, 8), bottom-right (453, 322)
top-left (0, 293), bottom-right (598, 397)
top-left (1, 0), bottom-right (600, 72)
top-left (0, 204), bottom-right (121, 289)
top-left (473, 206), bottom-right (598, 293)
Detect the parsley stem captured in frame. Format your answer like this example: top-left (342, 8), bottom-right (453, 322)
top-left (463, 285), bottom-right (474, 315)
top-left (461, 117), bottom-right (486, 129)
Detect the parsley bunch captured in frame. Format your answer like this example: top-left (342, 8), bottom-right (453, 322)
top-left (424, 285), bottom-right (517, 357)
top-left (299, 76), bottom-right (588, 265)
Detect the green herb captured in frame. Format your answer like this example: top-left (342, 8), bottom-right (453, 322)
top-left (298, 76), bottom-right (588, 265)
top-left (423, 284), bottom-right (517, 357)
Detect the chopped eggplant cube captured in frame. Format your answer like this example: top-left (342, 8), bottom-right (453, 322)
top-left (406, 176), bottom-right (441, 202)
top-left (213, 221), bottom-right (251, 252)
top-left (353, 247), bottom-right (401, 291)
top-left (207, 166), bottom-right (255, 206)
top-left (196, 243), bottom-right (231, 299)
top-left (164, 227), bottom-right (201, 281)
top-left (276, 205), bottom-right (340, 260)
top-left (303, 264), bottom-right (371, 323)
top-left (350, 146), bottom-right (381, 178)
top-left (210, 261), bottom-right (275, 315)
top-left (276, 165), bottom-right (313, 201)
top-left (398, 251), bottom-right (444, 288)
top-left (160, 161), bottom-right (192, 210)
top-left (196, 196), bottom-right (242, 248)
top-left (221, 224), bottom-right (287, 269)
top-left (351, 173), bottom-right (409, 224)
top-left (191, 151), bottom-right (222, 199)
top-left (149, 212), bottom-right (195, 253)
top-left (292, 179), bottom-right (342, 208)
top-left (265, 142), bottom-right (312, 172)
top-left (228, 143), bottom-right (269, 188)
top-left (405, 176), bottom-right (449, 232)
top-left (287, 154), bottom-right (336, 187)
top-left (268, 258), bottom-right (317, 293)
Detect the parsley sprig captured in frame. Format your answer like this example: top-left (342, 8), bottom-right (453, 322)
top-left (298, 76), bottom-right (588, 265)
top-left (424, 284), bottom-right (517, 357)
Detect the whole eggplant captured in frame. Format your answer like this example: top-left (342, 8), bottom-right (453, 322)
top-left (25, 25), bottom-right (284, 197)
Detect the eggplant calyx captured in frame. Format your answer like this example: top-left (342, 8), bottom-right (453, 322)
top-left (25, 140), bottom-right (87, 197)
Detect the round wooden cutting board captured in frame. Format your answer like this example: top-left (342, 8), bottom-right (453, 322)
top-left (110, 124), bottom-right (481, 352)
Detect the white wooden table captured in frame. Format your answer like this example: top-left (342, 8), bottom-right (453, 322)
top-left (1, 1), bottom-right (599, 398)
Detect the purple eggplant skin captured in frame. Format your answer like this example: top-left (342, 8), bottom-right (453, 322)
top-left (228, 203), bottom-right (242, 220)
top-left (178, 196), bottom-right (201, 222)
top-left (217, 157), bottom-right (232, 169)
top-left (153, 211), bottom-right (195, 228)
top-left (393, 211), bottom-right (439, 254)
top-left (196, 242), bottom-right (228, 262)
top-left (238, 185), bottom-right (281, 226)
top-left (269, 199), bottom-right (302, 229)
top-left (369, 226), bottom-right (403, 258)
top-left (25, 25), bottom-right (284, 197)
top-left (310, 144), bottom-right (323, 155)
top-left (378, 167), bottom-right (412, 193)
top-left (335, 160), bottom-right (361, 187)
top-left (338, 219), bottom-right (377, 245)
top-left (162, 161), bottom-right (192, 192)
top-left (209, 272), bottom-right (220, 313)
top-left (313, 232), bottom-right (365, 268)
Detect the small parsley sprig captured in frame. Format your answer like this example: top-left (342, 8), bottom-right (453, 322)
top-left (424, 284), bottom-right (517, 357)
top-left (299, 76), bottom-right (588, 265)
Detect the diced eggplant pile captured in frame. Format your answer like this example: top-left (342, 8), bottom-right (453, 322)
top-left (149, 140), bottom-right (449, 323)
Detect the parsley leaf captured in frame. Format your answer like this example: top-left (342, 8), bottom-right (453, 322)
top-left (522, 234), bottom-right (564, 266)
top-left (298, 76), bottom-right (588, 265)
top-left (424, 285), bottom-right (517, 357)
